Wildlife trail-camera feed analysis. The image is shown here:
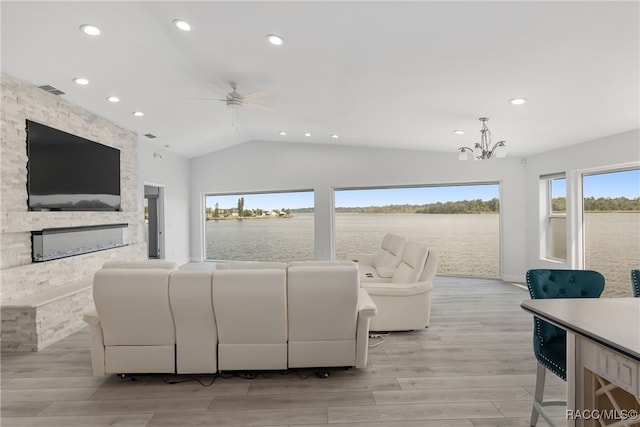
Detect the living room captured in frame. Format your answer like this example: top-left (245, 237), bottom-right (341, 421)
top-left (1, 1), bottom-right (639, 426)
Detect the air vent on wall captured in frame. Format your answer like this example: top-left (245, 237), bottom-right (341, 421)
top-left (144, 133), bottom-right (157, 139)
top-left (38, 84), bottom-right (65, 96)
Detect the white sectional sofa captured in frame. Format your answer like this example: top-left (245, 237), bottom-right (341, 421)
top-left (84, 260), bottom-right (377, 376)
top-left (347, 234), bottom-right (439, 331)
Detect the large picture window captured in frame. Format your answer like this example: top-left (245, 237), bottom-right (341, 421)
top-left (582, 168), bottom-right (640, 297)
top-left (204, 191), bottom-right (314, 262)
top-left (335, 184), bottom-right (501, 278)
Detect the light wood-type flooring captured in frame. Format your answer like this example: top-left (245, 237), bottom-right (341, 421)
top-left (1, 276), bottom-right (566, 426)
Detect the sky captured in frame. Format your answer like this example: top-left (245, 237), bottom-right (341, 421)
top-left (583, 169), bottom-right (640, 198)
top-left (205, 169), bottom-right (640, 211)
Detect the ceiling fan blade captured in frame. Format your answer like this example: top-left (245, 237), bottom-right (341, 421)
top-left (189, 97), bottom-right (226, 101)
top-left (207, 83), bottom-right (229, 97)
top-left (242, 90), bottom-right (271, 101)
top-left (245, 102), bottom-right (274, 112)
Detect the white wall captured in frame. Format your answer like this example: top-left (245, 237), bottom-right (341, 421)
top-left (138, 140), bottom-right (191, 266)
top-left (189, 141), bottom-right (527, 281)
top-left (523, 129), bottom-right (640, 271)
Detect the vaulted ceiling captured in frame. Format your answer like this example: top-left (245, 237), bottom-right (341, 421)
top-left (2, 1), bottom-right (638, 158)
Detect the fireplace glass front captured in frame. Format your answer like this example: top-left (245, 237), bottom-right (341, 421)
top-left (32, 223), bottom-right (128, 262)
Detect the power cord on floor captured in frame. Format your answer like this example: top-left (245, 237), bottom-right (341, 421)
top-left (161, 374), bottom-right (217, 386)
top-left (154, 367), bottom-right (335, 387)
top-left (368, 332), bottom-right (390, 347)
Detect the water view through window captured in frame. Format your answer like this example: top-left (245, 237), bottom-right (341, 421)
top-left (335, 184), bottom-right (501, 278)
top-left (205, 191), bottom-right (315, 261)
top-left (205, 184), bottom-right (502, 278)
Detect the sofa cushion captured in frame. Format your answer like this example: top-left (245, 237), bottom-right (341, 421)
top-left (362, 280), bottom-right (433, 297)
top-left (216, 261), bottom-right (287, 270)
top-left (372, 234), bottom-right (407, 278)
top-left (102, 260), bottom-right (178, 270)
top-left (93, 268), bottom-right (175, 346)
top-left (169, 271), bottom-right (217, 374)
top-left (391, 241), bottom-right (429, 283)
top-left (287, 261), bottom-right (360, 368)
top-left (212, 268), bottom-right (288, 370)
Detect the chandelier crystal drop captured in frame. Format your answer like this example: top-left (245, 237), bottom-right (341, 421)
top-left (458, 117), bottom-right (507, 161)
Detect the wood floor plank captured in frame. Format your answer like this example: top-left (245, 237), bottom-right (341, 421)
top-left (327, 402), bottom-right (504, 423)
top-left (37, 398), bottom-right (213, 416)
top-left (0, 414), bottom-right (153, 426)
top-left (372, 387), bottom-right (533, 405)
top-left (209, 391), bottom-right (375, 410)
top-left (148, 407), bottom-right (327, 426)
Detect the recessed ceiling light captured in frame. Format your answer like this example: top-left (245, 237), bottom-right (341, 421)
top-left (133, 111), bottom-right (144, 117)
top-left (509, 98), bottom-right (527, 105)
top-left (266, 34), bottom-right (284, 46)
top-left (453, 130), bottom-right (465, 135)
top-left (330, 134), bottom-right (339, 139)
top-left (304, 132), bottom-right (311, 137)
top-left (279, 131), bottom-right (287, 136)
top-left (73, 77), bottom-right (89, 85)
top-left (173, 19), bottom-right (191, 31)
top-left (106, 96), bottom-right (120, 103)
top-left (80, 24), bottom-right (101, 36)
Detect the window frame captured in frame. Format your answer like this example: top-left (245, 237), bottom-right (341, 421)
top-left (540, 173), bottom-right (567, 262)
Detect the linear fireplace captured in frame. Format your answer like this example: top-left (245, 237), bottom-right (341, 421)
top-left (32, 223), bottom-right (128, 262)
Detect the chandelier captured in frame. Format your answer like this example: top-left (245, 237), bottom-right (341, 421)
top-left (458, 117), bottom-right (507, 160)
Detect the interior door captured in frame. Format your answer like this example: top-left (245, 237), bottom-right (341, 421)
top-left (144, 185), bottom-right (163, 259)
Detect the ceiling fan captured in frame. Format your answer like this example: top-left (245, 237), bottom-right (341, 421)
top-left (206, 82), bottom-right (274, 113)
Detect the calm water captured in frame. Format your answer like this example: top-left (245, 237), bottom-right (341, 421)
top-left (205, 212), bottom-right (639, 297)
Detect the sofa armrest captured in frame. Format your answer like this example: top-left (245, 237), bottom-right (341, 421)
top-left (83, 310), bottom-right (100, 326)
top-left (357, 288), bottom-right (378, 318)
top-left (362, 280), bottom-right (433, 297)
top-left (345, 253), bottom-right (375, 265)
top-left (355, 288), bottom-right (377, 369)
top-left (83, 310), bottom-right (106, 376)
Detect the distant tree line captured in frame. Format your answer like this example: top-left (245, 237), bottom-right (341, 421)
top-left (289, 196), bottom-right (639, 215)
top-left (553, 196), bottom-right (640, 213)
top-left (294, 198), bottom-right (501, 214)
top-left (205, 198), bottom-right (293, 219)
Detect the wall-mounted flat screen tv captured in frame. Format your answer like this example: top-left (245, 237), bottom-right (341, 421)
top-left (26, 120), bottom-right (121, 211)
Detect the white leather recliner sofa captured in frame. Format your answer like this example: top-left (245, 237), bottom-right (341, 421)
top-left (348, 236), bottom-right (439, 331)
top-left (84, 260), bottom-right (376, 376)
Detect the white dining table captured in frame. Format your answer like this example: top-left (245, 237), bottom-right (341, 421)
top-left (521, 297), bottom-right (640, 427)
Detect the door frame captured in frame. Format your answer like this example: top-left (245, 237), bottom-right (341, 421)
top-left (144, 183), bottom-right (166, 259)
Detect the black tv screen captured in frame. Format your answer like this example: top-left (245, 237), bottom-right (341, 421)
top-left (26, 120), bottom-right (121, 211)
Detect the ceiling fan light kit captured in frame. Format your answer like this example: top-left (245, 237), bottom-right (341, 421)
top-left (458, 117), bottom-right (507, 161)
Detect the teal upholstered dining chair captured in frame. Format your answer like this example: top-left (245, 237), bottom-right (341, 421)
top-left (525, 269), bottom-right (605, 427)
top-left (632, 270), bottom-right (640, 297)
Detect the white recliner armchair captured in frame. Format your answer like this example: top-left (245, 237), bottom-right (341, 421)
top-left (287, 261), bottom-right (377, 369)
top-left (361, 240), bottom-right (439, 331)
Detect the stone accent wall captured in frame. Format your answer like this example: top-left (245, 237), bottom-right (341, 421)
top-left (0, 73), bottom-right (147, 351)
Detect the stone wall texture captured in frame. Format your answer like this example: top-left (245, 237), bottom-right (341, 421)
top-left (1, 73), bottom-right (147, 351)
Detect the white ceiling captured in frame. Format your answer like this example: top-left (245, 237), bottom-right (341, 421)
top-left (2, 1), bottom-right (638, 159)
